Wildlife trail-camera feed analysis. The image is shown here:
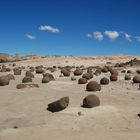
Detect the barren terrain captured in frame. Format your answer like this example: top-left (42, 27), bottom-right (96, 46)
top-left (0, 55), bottom-right (140, 140)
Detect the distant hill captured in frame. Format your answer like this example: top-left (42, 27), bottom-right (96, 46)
top-left (0, 53), bottom-right (22, 63)
top-left (0, 53), bottom-right (13, 63)
top-left (0, 53), bottom-right (139, 63)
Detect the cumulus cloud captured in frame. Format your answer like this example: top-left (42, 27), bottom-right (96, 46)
top-left (125, 33), bottom-right (132, 42)
top-left (120, 32), bottom-right (132, 42)
top-left (135, 36), bottom-right (140, 42)
top-left (26, 34), bottom-right (36, 40)
top-left (39, 25), bottom-right (60, 33)
top-left (93, 32), bottom-right (103, 41)
top-left (87, 30), bottom-right (140, 43)
top-left (104, 31), bottom-right (119, 40)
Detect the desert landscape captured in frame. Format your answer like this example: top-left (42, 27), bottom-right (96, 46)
top-left (0, 54), bottom-right (140, 140)
top-left (1, 0), bottom-right (140, 139)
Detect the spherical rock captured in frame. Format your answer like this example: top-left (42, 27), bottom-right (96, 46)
top-left (1, 65), bottom-right (7, 72)
top-left (82, 95), bottom-right (100, 108)
top-left (61, 69), bottom-right (70, 77)
top-left (14, 69), bottom-right (21, 75)
top-left (87, 71), bottom-right (93, 78)
top-left (29, 67), bottom-right (35, 72)
top-left (100, 77), bottom-right (109, 85)
top-left (133, 76), bottom-right (140, 83)
top-left (87, 67), bottom-right (93, 73)
top-left (101, 67), bottom-right (108, 73)
top-left (26, 71), bottom-right (34, 78)
top-left (42, 76), bottom-right (50, 83)
top-left (136, 70), bottom-right (140, 74)
top-left (36, 68), bottom-right (45, 74)
top-left (74, 69), bottom-right (83, 76)
top-left (78, 78), bottom-right (87, 84)
top-left (22, 77), bottom-right (32, 83)
top-left (82, 73), bottom-right (91, 80)
top-left (86, 81), bottom-right (101, 91)
top-left (110, 75), bottom-right (118, 81)
top-left (6, 74), bottom-right (15, 80)
top-left (110, 69), bottom-right (118, 76)
top-left (0, 76), bottom-right (10, 86)
top-left (43, 73), bottom-right (55, 81)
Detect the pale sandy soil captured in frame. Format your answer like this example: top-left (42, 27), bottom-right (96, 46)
top-left (0, 55), bottom-right (140, 140)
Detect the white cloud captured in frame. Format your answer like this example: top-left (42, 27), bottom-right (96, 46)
top-left (87, 30), bottom-right (140, 43)
top-left (104, 31), bottom-right (119, 40)
top-left (87, 33), bottom-right (92, 38)
top-left (39, 25), bottom-right (60, 33)
top-left (125, 33), bottom-right (132, 42)
top-left (93, 32), bottom-right (103, 41)
top-left (120, 32), bottom-right (132, 42)
top-left (135, 36), bottom-right (140, 42)
top-left (26, 34), bottom-right (36, 40)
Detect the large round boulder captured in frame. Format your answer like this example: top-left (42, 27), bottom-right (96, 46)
top-left (73, 69), bottom-right (83, 76)
top-left (110, 75), bottom-right (118, 81)
top-left (36, 68), bottom-right (45, 74)
top-left (1, 65), bottom-right (6, 72)
top-left (86, 81), bottom-right (101, 91)
top-left (87, 71), bottom-right (93, 78)
top-left (82, 95), bottom-right (100, 108)
top-left (0, 76), bottom-right (10, 86)
top-left (22, 76), bottom-right (32, 83)
top-left (25, 71), bottom-right (34, 78)
top-left (78, 78), bottom-right (87, 84)
top-left (14, 69), bottom-right (21, 75)
top-left (29, 67), bottom-right (35, 72)
top-left (43, 73), bottom-right (55, 81)
top-left (6, 74), bottom-right (15, 80)
top-left (42, 76), bottom-right (50, 83)
top-left (82, 73), bottom-right (91, 80)
top-left (61, 69), bottom-right (70, 77)
top-left (136, 70), bottom-right (140, 74)
top-left (100, 77), bottom-right (109, 85)
top-left (110, 69), bottom-right (118, 76)
top-left (133, 76), bottom-right (140, 83)
top-left (101, 67), bottom-right (108, 73)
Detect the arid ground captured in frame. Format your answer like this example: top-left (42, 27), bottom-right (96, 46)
top-left (0, 55), bottom-right (140, 140)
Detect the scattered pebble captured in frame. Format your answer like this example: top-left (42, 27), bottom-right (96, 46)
top-left (13, 126), bottom-right (18, 129)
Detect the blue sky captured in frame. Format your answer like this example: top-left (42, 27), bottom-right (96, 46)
top-left (0, 0), bottom-right (140, 56)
